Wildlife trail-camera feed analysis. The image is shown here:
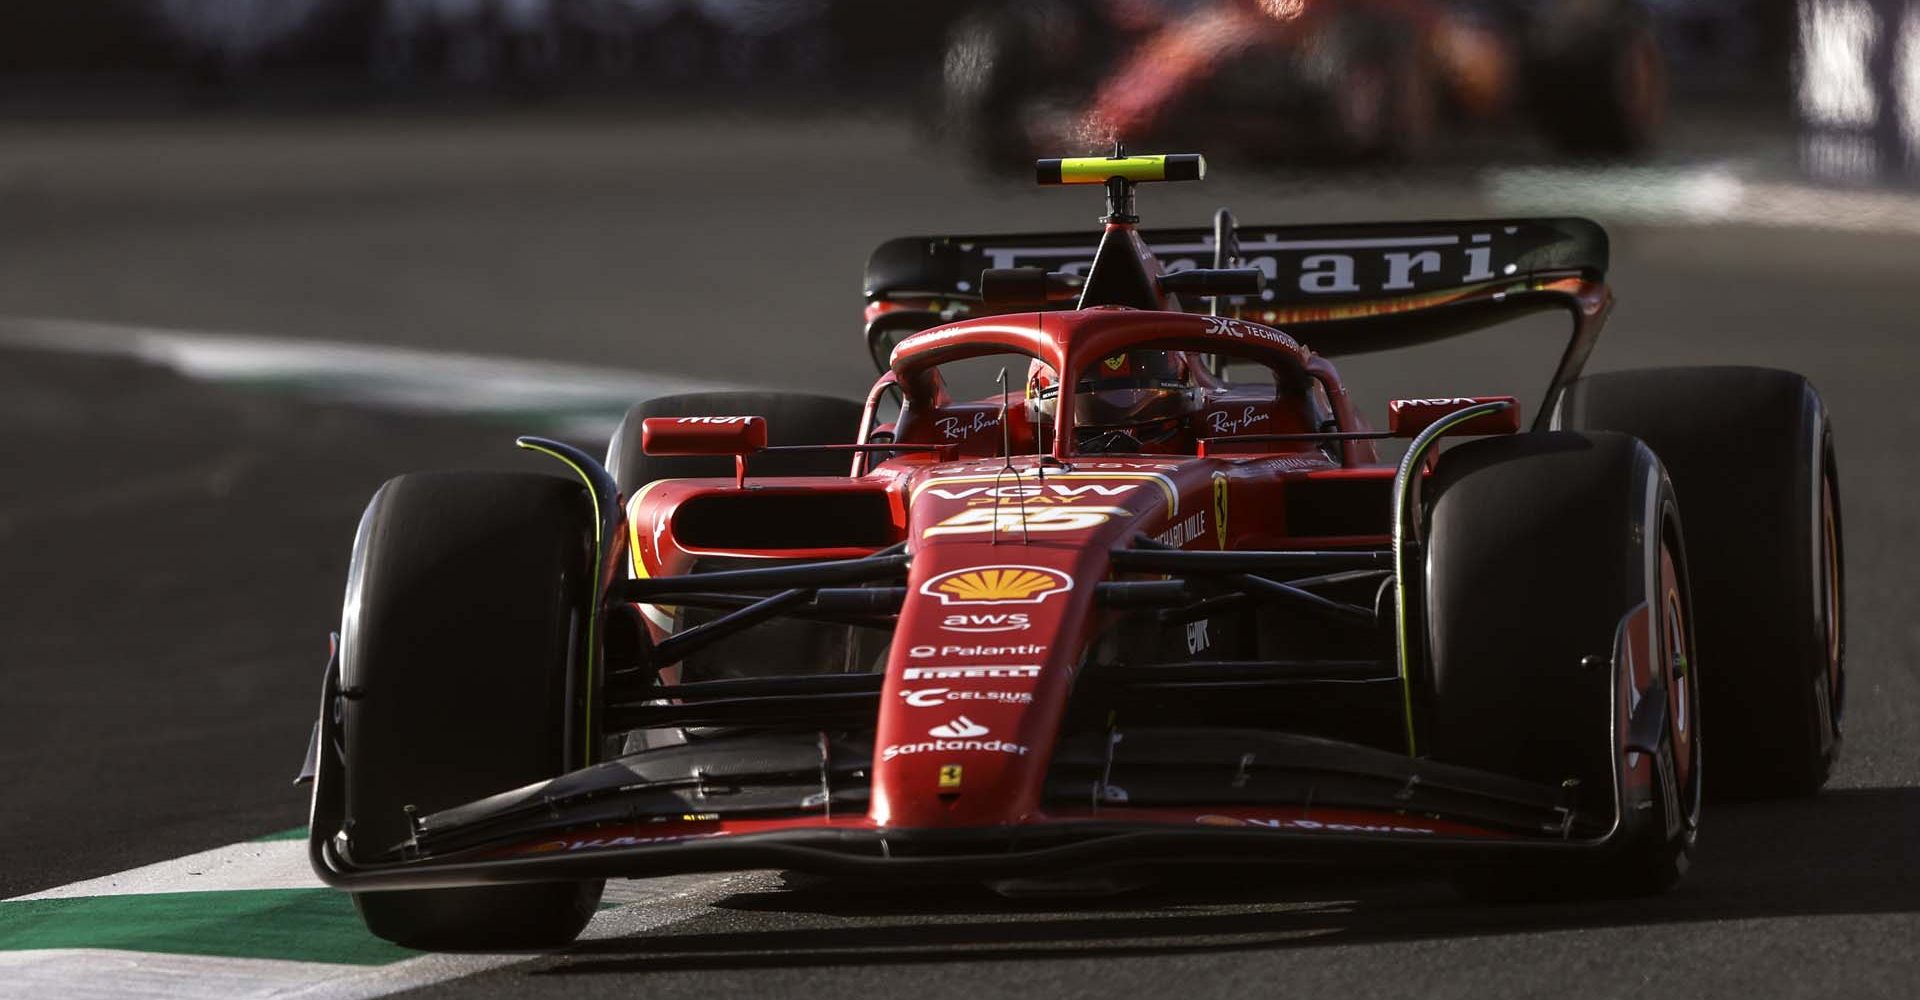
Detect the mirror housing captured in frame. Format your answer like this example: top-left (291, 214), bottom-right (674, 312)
top-left (980, 267), bottom-right (1085, 307)
top-left (1387, 396), bottom-right (1520, 438)
top-left (641, 416), bottom-right (767, 457)
top-left (1159, 267), bottom-right (1266, 298)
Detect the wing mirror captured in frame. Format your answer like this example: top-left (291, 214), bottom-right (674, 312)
top-left (1387, 396), bottom-right (1520, 438)
top-left (641, 416), bottom-right (767, 457)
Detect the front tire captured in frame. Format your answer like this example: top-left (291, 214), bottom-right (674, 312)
top-left (1425, 432), bottom-right (1701, 899)
top-left (340, 471), bottom-right (603, 950)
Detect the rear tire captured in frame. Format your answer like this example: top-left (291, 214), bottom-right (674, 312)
top-left (605, 391), bottom-right (864, 495)
top-left (340, 471), bottom-right (603, 950)
top-left (1425, 432), bottom-right (1701, 899)
top-left (1555, 366), bottom-right (1843, 797)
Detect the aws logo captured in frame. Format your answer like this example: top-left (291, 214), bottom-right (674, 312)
top-left (921, 565), bottom-right (1073, 606)
top-left (942, 612), bottom-right (1030, 633)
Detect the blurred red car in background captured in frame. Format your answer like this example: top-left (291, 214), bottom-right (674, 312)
top-left (941, 0), bottom-right (1666, 165)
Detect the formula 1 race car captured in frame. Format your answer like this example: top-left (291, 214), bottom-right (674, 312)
top-left (300, 151), bottom-right (1842, 949)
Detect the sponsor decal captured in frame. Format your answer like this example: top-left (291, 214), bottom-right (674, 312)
top-left (1195, 814), bottom-right (1437, 836)
top-left (1152, 510), bottom-right (1207, 548)
top-left (1266, 455), bottom-right (1333, 473)
top-left (1186, 619), bottom-right (1211, 654)
top-left (915, 471), bottom-right (1177, 515)
top-left (901, 687), bottom-right (1034, 707)
top-left (902, 664), bottom-right (1043, 680)
top-left (1211, 472), bottom-right (1230, 550)
top-left (523, 832), bottom-right (721, 854)
top-left (942, 612), bottom-right (1032, 633)
top-left (1200, 315), bottom-right (1303, 352)
top-left (925, 505), bottom-right (1130, 536)
top-left (926, 483), bottom-right (1140, 503)
top-left (911, 642), bottom-right (1046, 657)
top-left (935, 412), bottom-right (1000, 440)
top-left (928, 715), bottom-right (990, 738)
top-left (1205, 406), bottom-right (1272, 435)
top-left (881, 737), bottom-right (1030, 762)
top-left (672, 416), bottom-right (754, 425)
top-left (938, 764), bottom-right (964, 789)
top-left (922, 565), bottom-right (1073, 606)
top-left (979, 233), bottom-right (1499, 299)
top-left (1395, 397), bottom-right (1478, 407)
top-left (1102, 354), bottom-right (1128, 371)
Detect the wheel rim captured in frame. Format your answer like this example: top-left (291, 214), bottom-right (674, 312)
top-left (1658, 535), bottom-right (1701, 830)
top-left (1821, 462), bottom-right (1844, 731)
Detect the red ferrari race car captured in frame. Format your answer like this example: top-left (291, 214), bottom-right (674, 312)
top-left (300, 152), bottom-right (1842, 949)
top-left (941, 0), bottom-right (1667, 163)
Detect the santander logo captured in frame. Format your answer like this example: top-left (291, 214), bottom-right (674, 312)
top-left (928, 716), bottom-right (990, 738)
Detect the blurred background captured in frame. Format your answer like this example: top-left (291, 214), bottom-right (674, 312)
top-left (0, 2), bottom-right (1860, 162)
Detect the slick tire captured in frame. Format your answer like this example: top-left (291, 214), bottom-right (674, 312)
top-left (1426, 432), bottom-right (1701, 899)
top-left (341, 471), bottom-right (602, 950)
top-left (1555, 366), bottom-right (1843, 797)
top-left (1527, 0), bottom-right (1666, 157)
top-left (605, 391), bottom-right (864, 495)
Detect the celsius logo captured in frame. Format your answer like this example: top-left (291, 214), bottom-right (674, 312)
top-left (921, 566), bottom-right (1073, 606)
top-left (942, 612), bottom-right (1031, 633)
top-left (901, 688), bottom-right (1033, 707)
top-left (929, 715), bottom-right (990, 738)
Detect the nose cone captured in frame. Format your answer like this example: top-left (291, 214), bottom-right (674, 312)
top-left (870, 555), bottom-right (1095, 828)
top-left (868, 463), bottom-right (1183, 829)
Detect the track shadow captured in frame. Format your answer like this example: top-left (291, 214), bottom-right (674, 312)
top-left (542, 786), bottom-right (1920, 975)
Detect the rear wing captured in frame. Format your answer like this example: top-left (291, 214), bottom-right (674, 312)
top-left (865, 216), bottom-right (1609, 358)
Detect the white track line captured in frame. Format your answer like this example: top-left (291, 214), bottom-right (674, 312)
top-left (0, 317), bottom-right (765, 996)
top-left (0, 317), bottom-right (732, 441)
top-left (0, 835), bottom-right (768, 1000)
top-left (14, 841), bottom-right (321, 901)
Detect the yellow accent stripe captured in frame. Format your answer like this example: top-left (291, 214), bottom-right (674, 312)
top-left (1391, 401), bottom-right (1514, 757)
top-left (624, 479), bottom-right (676, 580)
top-left (515, 440), bottom-right (603, 766)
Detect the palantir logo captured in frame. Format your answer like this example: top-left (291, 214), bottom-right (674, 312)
top-left (921, 565), bottom-right (1073, 606)
top-left (929, 715), bottom-right (989, 738)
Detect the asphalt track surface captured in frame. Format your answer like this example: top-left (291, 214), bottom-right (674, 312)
top-left (2, 111), bottom-right (1917, 997)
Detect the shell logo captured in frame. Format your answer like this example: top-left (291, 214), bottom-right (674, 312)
top-left (920, 565), bottom-right (1074, 606)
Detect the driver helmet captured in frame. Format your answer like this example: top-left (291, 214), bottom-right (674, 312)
top-left (1028, 350), bottom-right (1200, 451)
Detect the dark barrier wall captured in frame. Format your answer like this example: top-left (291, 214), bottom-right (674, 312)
top-left (0, 4), bottom-right (159, 73)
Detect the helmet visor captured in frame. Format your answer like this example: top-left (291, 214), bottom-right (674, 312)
top-left (1072, 352), bottom-right (1192, 429)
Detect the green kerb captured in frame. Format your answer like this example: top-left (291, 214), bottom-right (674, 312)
top-left (0, 889), bottom-right (416, 966)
